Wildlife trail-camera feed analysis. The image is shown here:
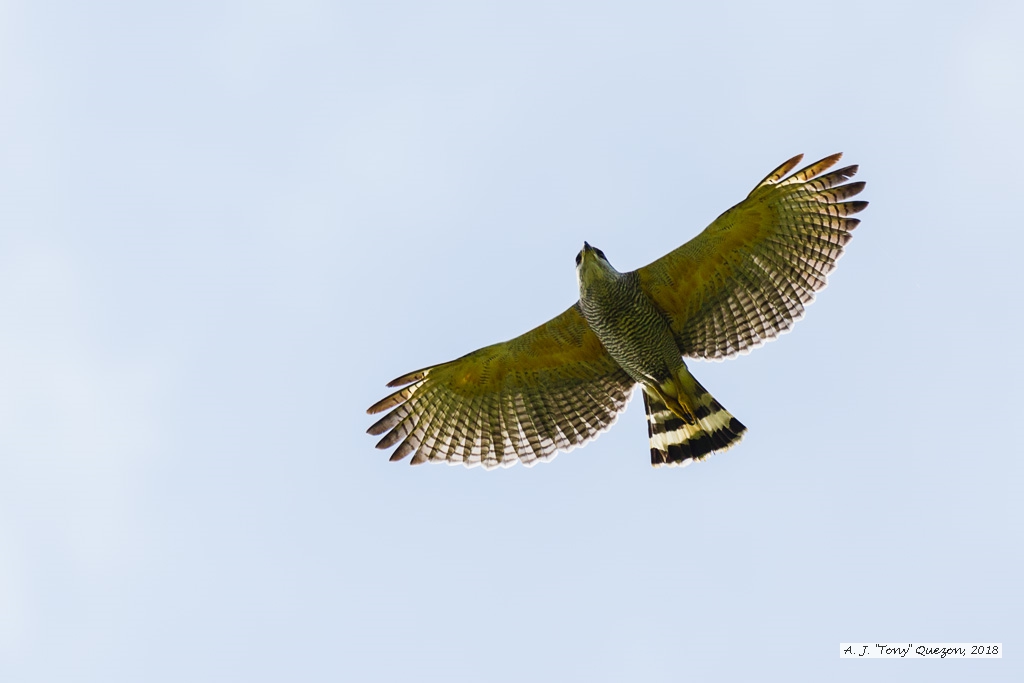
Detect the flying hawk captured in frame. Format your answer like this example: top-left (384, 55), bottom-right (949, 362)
top-left (368, 153), bottom-right (867, 468)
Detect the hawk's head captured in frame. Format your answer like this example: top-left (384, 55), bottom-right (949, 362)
top-left (576, 241), bottom-right (619, 293)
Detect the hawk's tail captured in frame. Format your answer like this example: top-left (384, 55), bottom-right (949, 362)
top-left (642, 376), bottom-right (746, 467)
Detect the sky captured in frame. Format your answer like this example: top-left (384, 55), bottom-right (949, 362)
top-left (1, 1), bottom-right (1022, 681)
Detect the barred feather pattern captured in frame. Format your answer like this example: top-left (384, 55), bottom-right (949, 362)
top-left (367, 305), bottom-right (637, 469)
top-left (637, 153), bottom-right (868, 360)
top-left (643, 386), bottom-right (746, 467)
top-left (579, 271), bottom-right (684, 386)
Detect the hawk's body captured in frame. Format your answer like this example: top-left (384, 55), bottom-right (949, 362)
top-left (368, 153), bottom-right (867, 468)
top-left (578, 267), bottom-right (680, 387)
top-left (577, 247), bottom-right (747, 464)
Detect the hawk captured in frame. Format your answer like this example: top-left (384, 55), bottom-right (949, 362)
top-left (368, 153), bottom-right (867, 468)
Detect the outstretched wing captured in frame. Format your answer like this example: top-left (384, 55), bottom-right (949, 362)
top-left (367, 304), bottom-right (635, 469)
top-left (636, 153), bottom-right (867, 360)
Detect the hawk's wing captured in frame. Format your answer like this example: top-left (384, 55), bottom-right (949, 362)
top-left (367, 304), bottom-right (635, 468)
top-left (636, 153), bottom-right (867, 360)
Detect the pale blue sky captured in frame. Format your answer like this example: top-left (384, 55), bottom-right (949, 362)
top-left (1, 1), bottom-right (1022, 681)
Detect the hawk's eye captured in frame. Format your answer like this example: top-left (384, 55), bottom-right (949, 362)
top-left (575, 251), bottom-right (583, 266)
top-left (595, 248), bottom-right (606, 260)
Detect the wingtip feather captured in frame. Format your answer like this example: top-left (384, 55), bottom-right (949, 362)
top-left (782, 153), bottom-right (844, 185)
top-left (753, 153), bottom-right (804, 191)
top-left (386, 369), bottom-right (428, 388)
top-left (367, 386), bottom-right (412, 415)
top-left (389, 442), bottom-right (415, 462)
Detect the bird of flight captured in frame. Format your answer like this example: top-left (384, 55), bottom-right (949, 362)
top-left (368, 153), bottom-right (867, 469)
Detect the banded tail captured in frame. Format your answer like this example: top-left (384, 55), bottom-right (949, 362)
top-left (642, 372), bottom-right (746, 467)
